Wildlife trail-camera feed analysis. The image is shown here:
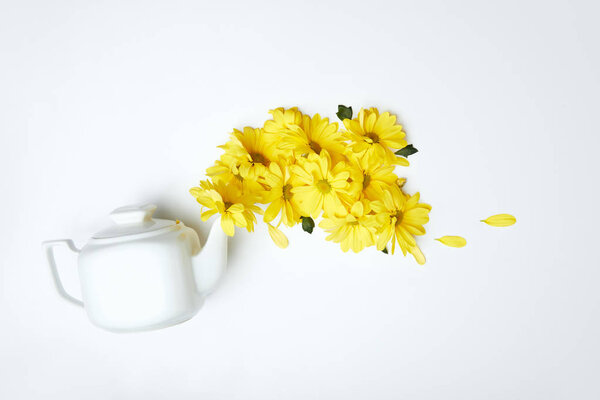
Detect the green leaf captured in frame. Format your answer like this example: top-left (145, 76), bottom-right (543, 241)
top-left (395, 144), bottom-right (418, 157)
top-left (301, 216), bottom-right (315, 234)
top-left (336, 105), bottom-right (353, 121)
top-left (382, 247), bottom-right (388, 254)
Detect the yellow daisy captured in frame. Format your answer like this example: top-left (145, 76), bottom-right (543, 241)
top-left (346, 152), bottom-right (398, 201)
top-left (189, 179), bottom-right (262, 236)
top-left (319, 199), bottom-right (378, 253)
top-left (343, 107), bottom-right (409, 165)
top-left (371, 186), bottom-right (431, 264)
top-left (290, 150), bottom-right (353, 218)
top-left (206, 159), bottom-right (267, 203)
top-left (218, 127), bottom-right (283, 180)
top-left (263, 107), bottom-right (304, 134)
top-left (206, 159), bottom-right (241, 183)
top-left (280, 113), bottom-right (346, 161)
top-left (261, 162), bottom-right (302, 227)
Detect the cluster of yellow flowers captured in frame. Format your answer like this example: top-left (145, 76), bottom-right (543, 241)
top-left (190, 106), bottom-right (433, 264)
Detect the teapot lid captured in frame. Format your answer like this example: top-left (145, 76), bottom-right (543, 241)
top-left (92, 204), bottom-right (176, 239)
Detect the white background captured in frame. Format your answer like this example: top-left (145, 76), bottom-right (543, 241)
top-left (1, 0), bottom-right (599, 398)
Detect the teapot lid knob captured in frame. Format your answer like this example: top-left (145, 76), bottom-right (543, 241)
top-left (110, 204), bottom-right (157, 225)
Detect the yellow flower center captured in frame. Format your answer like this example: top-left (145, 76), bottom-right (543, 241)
top-left (282, 184), bottom-right (293, 200)
top-left (394, 210), bottom-right (404, 225)
top-left (365, 132), bottom-right (380, 144)
top-left (250, 152), bottom-right (268, 165)
top-left (362, 174), bottom-right (371, 190)
top-left (316, 179), bottom-right (332, 194)
top-left (309, 141), bottom-right (322, 154)
top-left (224, 201), bottom-right (233, 210)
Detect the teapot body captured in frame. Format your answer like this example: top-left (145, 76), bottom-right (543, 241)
top-left (79, 224), bottom-right (203, 332)
top-left (43, 204), bottom-right (227, 332)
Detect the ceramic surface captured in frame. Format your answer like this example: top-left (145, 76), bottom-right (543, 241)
top-left (42, 204), bottom-right (227, 332)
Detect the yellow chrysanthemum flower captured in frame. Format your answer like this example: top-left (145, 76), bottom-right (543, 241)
top-left (206, 159), bottom-right (267, 203)
top-left (343, 108), bottom-right (409, 165)
top-left (371, 186), bottom-right (431, 264)
top-left (206, 159), bottom-right (236, 181)
top-left (319, 199), bottom-right (378, 253)
top-left (346, 152), bottom-right (398, 200)
top-left (263, 107), bottom-right (304, 134)
top-left (189, 179), bottom-right (262, 236)
top-left (291, 150), bottom-right (353, 218)
top-left (191, 105), bottom-right (438, 258)
top-left (280, 114), bottom-right (346, 161)
top-left (217, 127), bottom-right (283, 180)
top-left (261, 162), bottom-right (302, 227)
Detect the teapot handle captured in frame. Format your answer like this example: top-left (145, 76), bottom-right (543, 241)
top-left (42, 240), bottom-right (84, 307)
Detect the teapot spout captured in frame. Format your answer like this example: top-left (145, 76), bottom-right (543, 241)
top-left (191, 217), bottom-right (228, 296)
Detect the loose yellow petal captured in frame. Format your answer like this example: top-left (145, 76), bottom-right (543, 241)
top-left (481, 214), bottom-right (517, 227)
top-left (267, 223), bottom-right (289, 249)
top-left (436, 236), bottom-right (467, 248)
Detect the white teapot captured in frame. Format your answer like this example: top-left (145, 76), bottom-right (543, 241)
top-left (42, 204), bottom-right (227, 332)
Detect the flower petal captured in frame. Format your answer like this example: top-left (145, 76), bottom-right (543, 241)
top-left (481, 214), bottom-right (516, 227)
top-left (200, 209), bottom-right (218, 221)
top-left (267, 223), bottom-right (289, 249)
top-left (350, 201), bottom-right (363, 217)
top-left (220, 214), bottom-right (236, 236)
top-left (409, 246), bottom-right (426, 265)
top-left (435, 236), bottom-right (467, 248)
top-left (264, 198), bottom-right (282, 223)
top-left (230, 212), bottom-right (248, 227)
top-left (227, 204), bottom-right (244, 214)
